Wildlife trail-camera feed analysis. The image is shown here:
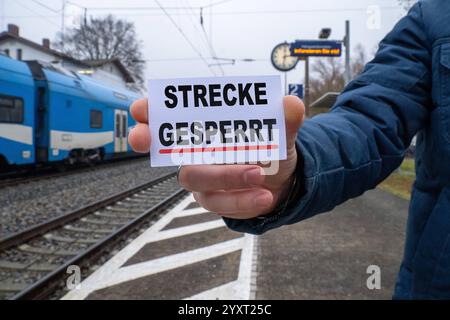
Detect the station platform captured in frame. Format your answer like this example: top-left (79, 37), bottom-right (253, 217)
top-left (62, 189), bottom-right (408, 300)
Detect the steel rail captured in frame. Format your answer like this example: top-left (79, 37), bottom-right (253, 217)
top-left (0, 172), bottom-right (176, 252)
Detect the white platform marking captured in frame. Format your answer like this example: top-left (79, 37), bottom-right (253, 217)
top-left (144, 220), bottom-right (224, 243)
top-left (62, 194), bottom-right (257, 300)
top-left (176, 207), bottom-right (213, 217)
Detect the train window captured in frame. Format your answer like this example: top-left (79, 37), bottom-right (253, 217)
top-left (0, 95), bottom-right (24, 124)
top-left (17, 49), bottom-right (22, 61)
top-left (4, 49), bottom-right (10, 57)
top-left (90, 110), bottom-right (103, 129)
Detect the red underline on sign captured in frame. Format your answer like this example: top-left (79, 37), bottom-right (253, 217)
top-left (159, 145), bottom-right (280, 154)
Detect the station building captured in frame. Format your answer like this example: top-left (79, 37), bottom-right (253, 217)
top-left (0, 24), bottom-right (135, 89)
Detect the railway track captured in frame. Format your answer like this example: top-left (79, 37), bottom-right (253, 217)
top-left (0, 156), bottom-right (145, 189)
top-left (0, 172), bottom-right (186, 300)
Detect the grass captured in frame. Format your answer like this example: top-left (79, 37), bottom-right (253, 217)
top-left (378, 158), bottom-right (415, 200)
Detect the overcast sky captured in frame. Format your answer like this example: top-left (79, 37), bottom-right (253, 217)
top-left (0, 0), bottom-right (407, 86)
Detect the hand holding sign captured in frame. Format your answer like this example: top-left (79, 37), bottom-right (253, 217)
top-left (129, 94), bottom-right (305, 219)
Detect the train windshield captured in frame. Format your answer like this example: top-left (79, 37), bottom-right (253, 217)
top-left (0, 95), bottom-right (24, 124)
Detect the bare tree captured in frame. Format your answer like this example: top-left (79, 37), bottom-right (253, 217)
top-left (352, 43), bottom-right (368, 77)
top-left (310, 44), bottom-right (368, 105)
top-left (55, 15), bottom-right (145, 87)
top-left (310, 57), bottom-right (345, 104)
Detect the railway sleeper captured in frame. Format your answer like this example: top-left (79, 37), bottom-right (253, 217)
top-left (18, 244), bottom-right (78, 257)
top-left (27, 262), bottom-right (60, 272)
top-left (117, 201), bottom-right (153, 207)
top-left (113, 204), bottom-right (152, 211)
top-left (44, 234), bottom-right (76, 243)
top-left (133, 193), bottom-right (152, 198)
top-left (139, 190), bottom-right (163, 196)
top-left (63, 225), bottom-right (113, 234)
top-left (106, 203), bottom-right (147, 210)
top-left (0, 260), bottom-right (29, 270)
top-left (0, 281), bottom-right (28, 293)
top-left (80, 217), bottom-right (126, 226)
top-left (104, 208), bottom-right (144, 215)
top-left (94, 211), bottom-right (138, 219)
top-left (122, 198), bottom-right (149, 204)
top-left (45, 233), bottom-right (99, 244)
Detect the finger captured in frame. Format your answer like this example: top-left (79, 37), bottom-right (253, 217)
top-left (283, 95), bottom-right (305, 150)
top-left (128, 123), bottom-right (151, 153)
top-left (194, 189), bottom-right (274, 218)
top-left (130, 99), bottom-right (148, 124)
top-left (179, 165), bottom-right (265, 192)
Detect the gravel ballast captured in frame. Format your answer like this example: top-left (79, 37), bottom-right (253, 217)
top-left (0, 159), bottom-right (175, 238)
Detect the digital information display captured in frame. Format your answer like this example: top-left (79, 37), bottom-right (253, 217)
top-left (290, 40), bottom-right (342, 58)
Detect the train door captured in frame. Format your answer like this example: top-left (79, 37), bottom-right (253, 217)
top-left (114, 109), bottom-right (128, 153)
top-left (121, 111), bottom-right (128, 151)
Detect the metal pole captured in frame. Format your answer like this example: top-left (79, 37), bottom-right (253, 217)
top-left (209, 0), bottom-right (213, 46)
top-left (0, 0), bottom-right (5, 32)
top-left (284, 72), bottom-right (288, 95)
top-left (344, 20), bottom-right (351, 84)
top-left (61, 0), bottom-right (66, 48)
top-left (304, 57), bottom-right (310, 117)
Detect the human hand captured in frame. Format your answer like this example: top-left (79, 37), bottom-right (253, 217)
top-left (128, 96), bottom-right (305, 219)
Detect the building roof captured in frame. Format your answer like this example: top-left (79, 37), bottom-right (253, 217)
top-left (82, 58), bottom-right (135, 83)
top-left (0, 31), bottom-right (88, 67)
top-left (310, 92), bottom-right (340, 109)
top-left (0, 30), bottom-right (135, 83)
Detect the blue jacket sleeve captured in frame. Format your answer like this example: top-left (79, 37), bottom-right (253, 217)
top-left (224, 2), bottom-right (432, 235)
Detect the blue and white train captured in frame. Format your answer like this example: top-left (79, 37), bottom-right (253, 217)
top-left (0, 54), bottom-right (141, 170)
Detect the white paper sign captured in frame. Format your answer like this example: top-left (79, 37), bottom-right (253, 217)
top-left (148, 75), bottom-right (286, 167)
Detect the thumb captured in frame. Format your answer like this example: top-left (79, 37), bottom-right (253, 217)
top-left (283, 95), bottom-right (305, 151)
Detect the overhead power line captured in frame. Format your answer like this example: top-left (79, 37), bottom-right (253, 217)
top-left (14, 0), bottom-right (60, 27)
top-left (198, 4), bottom-right (224, 73)
top-left (3, 5), bottom-right (402, 19)
top-left (139, 57), bottom-right (266, 63)
top-left (154, 0), bottom-right (216, 76)
top-left (31, 0), bottom-right (61, 13)
top-left (74, 0), bottom-right (232, 11)
top-left (179, 0), bottom-right (225, 76)
top-left (114, 6), bottom-right (400, 16)
top-left (203, 0), bottom-right (232, 9)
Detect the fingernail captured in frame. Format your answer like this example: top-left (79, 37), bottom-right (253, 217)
top-left (254, 192), bottom-right (272, 209)
top-left (244, 168), bottom-right (264, 186)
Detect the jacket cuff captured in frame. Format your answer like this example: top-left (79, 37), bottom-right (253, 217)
top-left (223, 141), bottom-right (308, 235)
